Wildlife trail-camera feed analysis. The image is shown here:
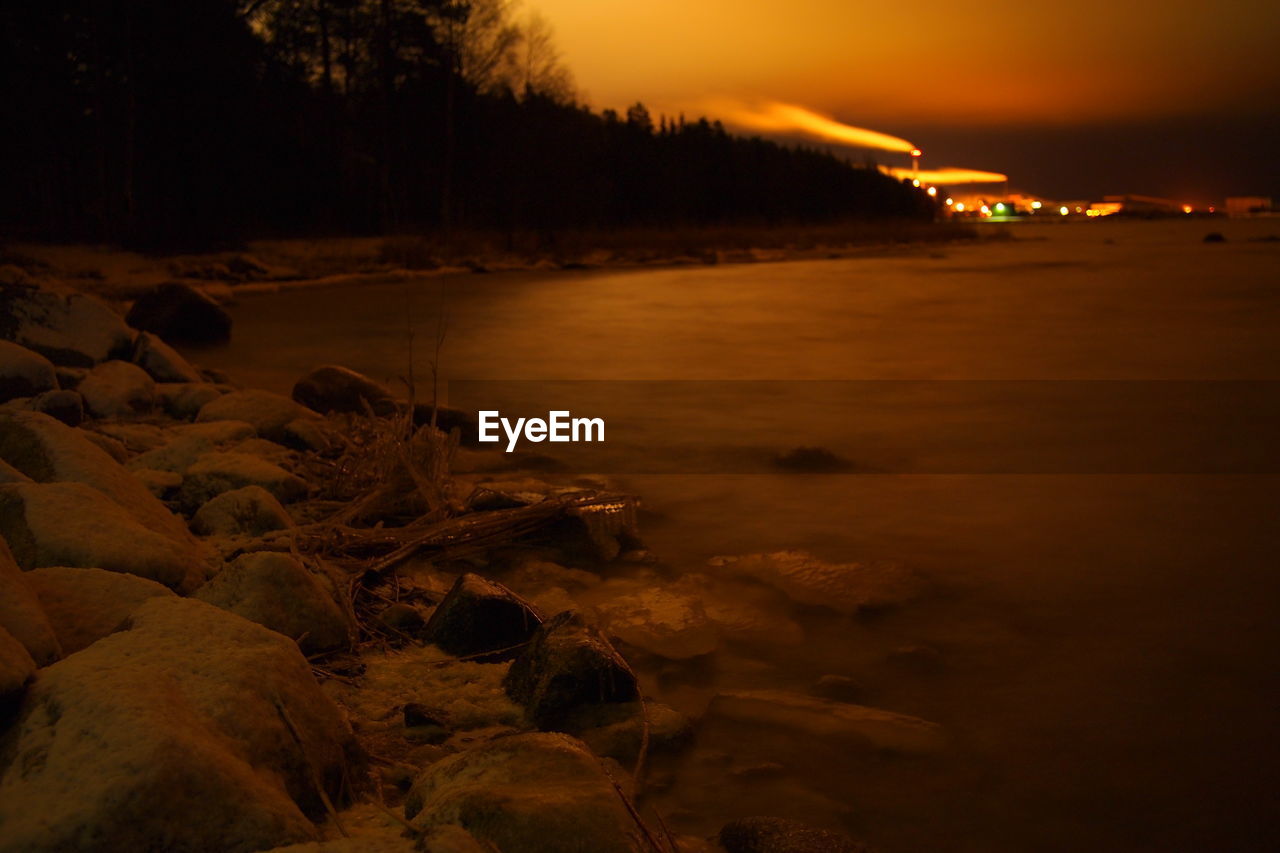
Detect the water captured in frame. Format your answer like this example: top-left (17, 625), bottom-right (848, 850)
top-left (197, 219), bottom-right (1280, 852)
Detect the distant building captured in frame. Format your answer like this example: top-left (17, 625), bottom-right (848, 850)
top-left (1102, 195), bottom-right (1186, 215)
top-left (1225, 197), bottom-right (1272, 217)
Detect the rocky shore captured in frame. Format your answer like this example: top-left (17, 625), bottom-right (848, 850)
top-left (0, 274), bottom-right (941, 852)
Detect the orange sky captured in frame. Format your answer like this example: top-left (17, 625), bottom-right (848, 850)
top-left (533, 0), bottom-right (1277, 127)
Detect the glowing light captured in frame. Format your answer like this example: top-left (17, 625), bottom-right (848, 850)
top-left (1060, 206), bottom-right (1070, 216)
top-left (980, 205), bottom-right (990, 214)
top-left (955, 203), bottom-right (966, 212)
top-left (910, 148), bottom-right (923, 158)
top-left (707, 99), bottom-right (917, 152)
top-left (945, 197), bottom-right (954, 206)
top-left (927, 186), bottom-right (938, 197)
top-left (995, 203), bottom-right (1006, 212)
top-left (912, 179), bottom-right (921, 187)
top-left (1182, 205), bottom-right (1193, 214)
top-left (1075, 206), bottom-right (1083, 213)
top-left (883, 166), bottom-right (1009, 185)
top-left (1031, 201), bottom-right (1042, 210)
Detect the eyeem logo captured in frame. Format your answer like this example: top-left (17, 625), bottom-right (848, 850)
top-left (477, 410), bottom-right (605, 452)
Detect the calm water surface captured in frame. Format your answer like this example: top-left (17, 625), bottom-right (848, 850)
top-left (198, 219), bottom-right (1280, 852)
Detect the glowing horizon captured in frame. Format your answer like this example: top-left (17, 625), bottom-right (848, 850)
top-left (704, 100), bottom-right (917, 153)
top-left (883, 166), bottom-right (1009, 185)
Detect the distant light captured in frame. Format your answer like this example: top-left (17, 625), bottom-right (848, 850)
top-left (980, 205), bottom-right (990, 214)
top-left (1031, 201), bottom-right (1043, 210)
top-left (1075, 206), bottom-right (1083, 213)
top-left (1060, 206), bottom-right (1069, 216)
top-left (995, 203), bottom-right (1006, 212)
top-left (945, 197), bottom-right (954, 206)
top-left (1182, 205), bottom-right (1193, 214)
top-left (912, 179), bottom-right (921, 187)
top-left (911, 148), bottom-right (923, 158)
top-left (1208, 206), bottom-right (1216, 213)
top-left (955, 203), bottom-right (965, 212)
top-left (927, 186), bottom-right (938, 197)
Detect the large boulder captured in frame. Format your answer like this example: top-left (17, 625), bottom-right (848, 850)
top-left (178, 451), bottom-right (308, 510)
top-left (719, 817), bottom-right (871, 853)
top-left (0, 410), bottom-right (194, 546)
top-left (504, 611), bottom-right (639, 730)
top-left (124, 282), bottom-right (232, 345)
top-left (132, 331), bottom-right (203, 383)
top-left (0, 341), bottom-right (56, 402)
top-left (197, 389), bottom-right (320, 444)
top-left (423, 573), bottom-right (544, 658)
top-left (0, 597), bottom-right (365, 853)
top-left (77, 360), bottom-right (156, 419)
top-left (291, 365), bottom-right (399, 417)
top-left (595, 588), bottom-right (719, 660)
top-left (0, 481), bottom-right (205, 592)
top-left (0, 626), bottom-right (35, 712)
top-left (0, 539), bottom-right (61, 665)
top-left (404, 732), bottom-right (646, 853)
top-left (194, 552), bottom-right (352, 654)
top-left (0, 283), bottom-right (133, 367)
top-left (191, 485), bottom-right (295, 537)
top-left (711, 550), bottom-right (925, 614)
top-left (24, 566), bottom-right (175, 655)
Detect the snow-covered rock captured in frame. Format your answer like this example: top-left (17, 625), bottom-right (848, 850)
top-left (24, 566), bottom-right (174, 655)
top-left (0, 340), bottom-right (57, 402)
top-left (77, 360), bottom-right (156, 419)
top-left (0, 283), bottom-right (133, 366)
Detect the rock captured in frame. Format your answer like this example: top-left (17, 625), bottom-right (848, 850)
top-left (673, 574), bottom-right (805, 648)
top-left (0, 340), bottom-right (57, 402)
top-left (27, 389), bottom-right (83, 426)
top-left (711, 550), bottom-right (924, 614)
top-left (131, 466), bottom-right (183, 498)
top-left (0, 481), bottom-right (204, 592)
top-left (0, 283), bottom-right (133, 366)
top-left (595, 588), bottom-right (719, 660)
top-left (91, 421), bottom-right (168, 453)
top-left (404, 732), bottom-right (645, 853)
top-left (281, 417), bottom-right (335, 452)
top-left (504, 610), bottom-right (639, 730)
top-left (0, 459), bottom-right (29, 484)
top-left (194, 552), bottom-right (352, 654)
top-left (0, 539), bottom-right (61, 665)
top-left (124, 282), bottom-right (232, 344)
top-left (423, 573), bottom-right (544, 658)
top-left (773, 446), bottom-right (854, 472)
top-left (0, 597), bottom-right (365, 853)
top-left (23, 566), bottom-right (174, 655)
top-left (0, 410), bottom-right (194, 546)
top-left (80, 429), bottom-right (129, 462)
top-left (192, 485), bottom-right (295, 537)
top-left (0, 625), bottom-right (36, 711)
top-left (127, 419), bottom-right (257, 474)
top-left (541, 499), bottom-right (639, 565)
top-left (157, 381), bottom-right (225, 420)
top-left (76, 360), bottom-right (156, 419)
top-left (132, 330), bottom-right (203, 382)
top-left (566, 701), bottom-right (694, 764)
top-left (197, 388), bottom-right (320, 444)
top-left (53, 365), bottom-right (86, 389)
top-left (412, 403), bottom-right (475, 438)
top-left (1203, 232), bottom-right (1226, 243)
top-left (292, 365), bottom-right (399, 417)
top-left (377, 602), bottom-right (426, 635)
top-left (705, 690), bottom-right (943, 755)
top-left (719, 816), bottom-right (871, 853)
top-left (179, 451), bottom-right (308, 510)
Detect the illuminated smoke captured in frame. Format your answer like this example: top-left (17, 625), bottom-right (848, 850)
top-left (883, 166), bottom-right (1008, 185)
top-left (705, 99), bottom-right (917, 153)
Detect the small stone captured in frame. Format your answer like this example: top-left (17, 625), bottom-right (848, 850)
top-left (810, 674), bottom-right (865, 703)
top-left (77, 360), bottom-right (156, 419)
top-left (157, 381), bottom-right (224, 420)
top-left (28, 389), bottom-right (83, 426)
top-left (197, 389), bottom-right (320, 444)
top-left (291, 364), bottom-right (400, 417)
top-left (191, 484), bottom-right (295, 537)
top-left (423, 572), bottom-right (544, 658)
top-left (0, 340), bottom-right (57, 402)
top-left (503, 610), bottom-right (639, 730)
top-left (178, 451), bottom-right (308, 510)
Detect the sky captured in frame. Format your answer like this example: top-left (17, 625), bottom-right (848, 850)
top-left (532, 0), bottom-right (1280, 201)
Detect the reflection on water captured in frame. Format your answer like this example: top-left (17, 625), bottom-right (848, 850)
top-left (198, 219), bottom-right (1280, 852)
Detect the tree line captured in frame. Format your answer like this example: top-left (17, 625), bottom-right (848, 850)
top-left (0, 0), bottom-right (933, 247)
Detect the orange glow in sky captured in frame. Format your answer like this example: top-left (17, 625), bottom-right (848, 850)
top-left (531, 0), bottom-right (1278, 125)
